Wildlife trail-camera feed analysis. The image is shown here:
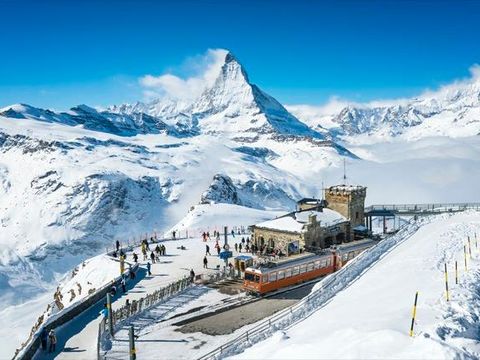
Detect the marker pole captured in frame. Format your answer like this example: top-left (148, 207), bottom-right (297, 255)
top-left (444, 263), bottom-right (449, 301)
top-left (409, 291), bottom-right (419, 337)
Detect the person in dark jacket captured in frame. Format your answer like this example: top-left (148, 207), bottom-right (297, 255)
top-left (41, 328), bottom-right (48, 351)
top-left (146, 261), bottom-right (151, 275)
top-left (205, 244), bottom-right (211, 256)
top-left (203, 256), bottom-right (208, 269)
top-left (116, 240), bottom-right (120, 251)
top-left (48, 329), bottom-right (57, 353)
top-left (189, 269), bottom-right (195, 283)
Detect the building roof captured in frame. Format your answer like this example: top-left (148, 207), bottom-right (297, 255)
top-left (297, 197), bottom-right (320, 204)
top-left (328, 184), bottom-right (366, 192)
top-left (254, 208), bottom-right (347, 233)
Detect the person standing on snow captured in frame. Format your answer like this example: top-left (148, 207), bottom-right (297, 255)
top-left (203, 256), bottom-right (208, 269)
top-left (116, 240), bottom-right (120, 252)
top-left (146, 261), bottom-right (151, 276)
top-left (234, 243), bottom-right (238, 252)
top-left (190, 269), bottom-right (195, 283)
top-left (48, 329), bottom-right (57, 353)
top-left (205, 244), bottom-right (211, 256)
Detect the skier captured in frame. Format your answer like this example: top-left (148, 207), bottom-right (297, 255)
top-left (203, 256), bottom-right (208, 269)
top-left (216, 244), bottom-right (221, 255)
top-left (189, 268), bottom-right (195, 283)
top-left (206, 244), bottom-right (211, 256)
top-left (207, 231), bottom-right (210, 240)
top-left (161, 244), bottom-right (166, 256)
top-left (121, 276), bottom-right (126, 293)
top-left (150, 251), bottom-right (156, 264)
top-left (239, 243), bottom-right (242, 252)
top-left (234, 243), bottom-right (238, 252)
top-left (231, 229), bottom-right (235, 238)
top-left (142, 247), bottom-right (147, 261)
top-left (246, 244), bottom-right (250, 253)
top-left (146, 261), bottom-right (151, 276)
top-left (40, 327), bottom-right (48, 351)
top-left (132, 252), bottom-right (138, 263)
top-left (172, 230), bottom-right (176, 240)
top-left (116, 240), bottom-right (120, 252)
top-left (48, 329), bottom-right (57, 353)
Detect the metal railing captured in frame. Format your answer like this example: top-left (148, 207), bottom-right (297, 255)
top-left (98, 269), bottom-right (234, 359)
top-left (197, 214), bottom-right (449, 360)
top-left (365, 203), bottom-right (480, 213)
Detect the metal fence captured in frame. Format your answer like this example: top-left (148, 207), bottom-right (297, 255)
top-left (365, 203), bottom-right (480, 213)
top-left (98, 269), bottom-right (233, 359)
top-left (197, 215), bottom-right (445, 360)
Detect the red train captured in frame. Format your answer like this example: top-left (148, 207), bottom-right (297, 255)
top-left (243, 239), bottom-right (376, 295)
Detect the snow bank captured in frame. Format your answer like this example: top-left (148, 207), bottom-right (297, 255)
top-left (234, 211), bottom-right (480, 359)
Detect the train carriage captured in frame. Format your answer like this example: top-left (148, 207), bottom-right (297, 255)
top-left (244, 239), bottom-right (377, 295)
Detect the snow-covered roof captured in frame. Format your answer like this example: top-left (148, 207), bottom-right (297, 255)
top-left (295, 209), bottom-right (347, 226)
top-left (255, 216), bottom-right (305, 233)
top-left (328, 184), bottom-right (366, 192)
top-left (254, 208), bottom-right (347, 233)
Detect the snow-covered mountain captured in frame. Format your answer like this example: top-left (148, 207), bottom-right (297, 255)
top-left (110, 52), bottom-right (323, 139)
top-left (288, 72), bottom-right (480, 142)
top-left (0, 51), bottom-right (357, 341)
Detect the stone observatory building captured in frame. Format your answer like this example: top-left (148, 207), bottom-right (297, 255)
top-left (250, 184), bottom-right (367, 256)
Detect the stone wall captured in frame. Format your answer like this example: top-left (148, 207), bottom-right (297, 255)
top-left (325, 186), bottom-right (366, 228)
top-left (252, 215), bottom-right (351, 254)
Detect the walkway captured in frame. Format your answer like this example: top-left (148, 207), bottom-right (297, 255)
top-left (33, 235), bottom-right (239, 360)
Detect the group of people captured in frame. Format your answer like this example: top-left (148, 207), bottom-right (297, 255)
top-left (40, 328), bottom-right (57, 353)
top-left (234, 237), bottom-right (256, 253)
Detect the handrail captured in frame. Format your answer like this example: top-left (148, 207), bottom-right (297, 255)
top-left (97, 270), bottom-right (234, 359)
top-left (365, 203), bottom-right (480, 213)
top-left (197, 213), bottom-right (453, 360)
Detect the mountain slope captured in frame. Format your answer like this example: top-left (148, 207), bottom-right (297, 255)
top-left (111, 52), bottom-right (324, 140)
top-left (288, 72), bottom-right (480, 142)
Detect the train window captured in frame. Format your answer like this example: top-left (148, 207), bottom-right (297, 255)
top-left (285, 268), bottom-right (292, 277)
top-left (314, 260), bottom-right (320, 269)
top-left (293, 266), bottom-right (299, 275)
top-left (245, 273), bottom-right (255, 281)
top-left (262, 275), bottom-right (268, 283)
top-left (320, 259), bottom-right (326, 267)
top-left (300, 264), bottom-right (307, 273)
top-left (307, 263), bottom-right (314, 271)
top-left (278, 270), bottom-right (285, 280)
top-left (269, 272), bottom-right (277, 282)
top-left (326, 258), bottom-right (331, 266)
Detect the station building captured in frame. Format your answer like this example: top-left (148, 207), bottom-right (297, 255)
top-left (251, 184), bottom-right (367, 256)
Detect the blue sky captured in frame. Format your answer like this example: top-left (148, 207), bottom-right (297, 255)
top-left (1, 0), bottom-right (479, 110)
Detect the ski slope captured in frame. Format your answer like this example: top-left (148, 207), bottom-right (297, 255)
top-left (235, 211), bottom-right (480, 359)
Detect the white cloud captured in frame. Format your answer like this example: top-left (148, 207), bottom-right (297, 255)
top-left (139, 49), bottom-right (228, 101)
top-left (288, 63), bottom-right (480, 118)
